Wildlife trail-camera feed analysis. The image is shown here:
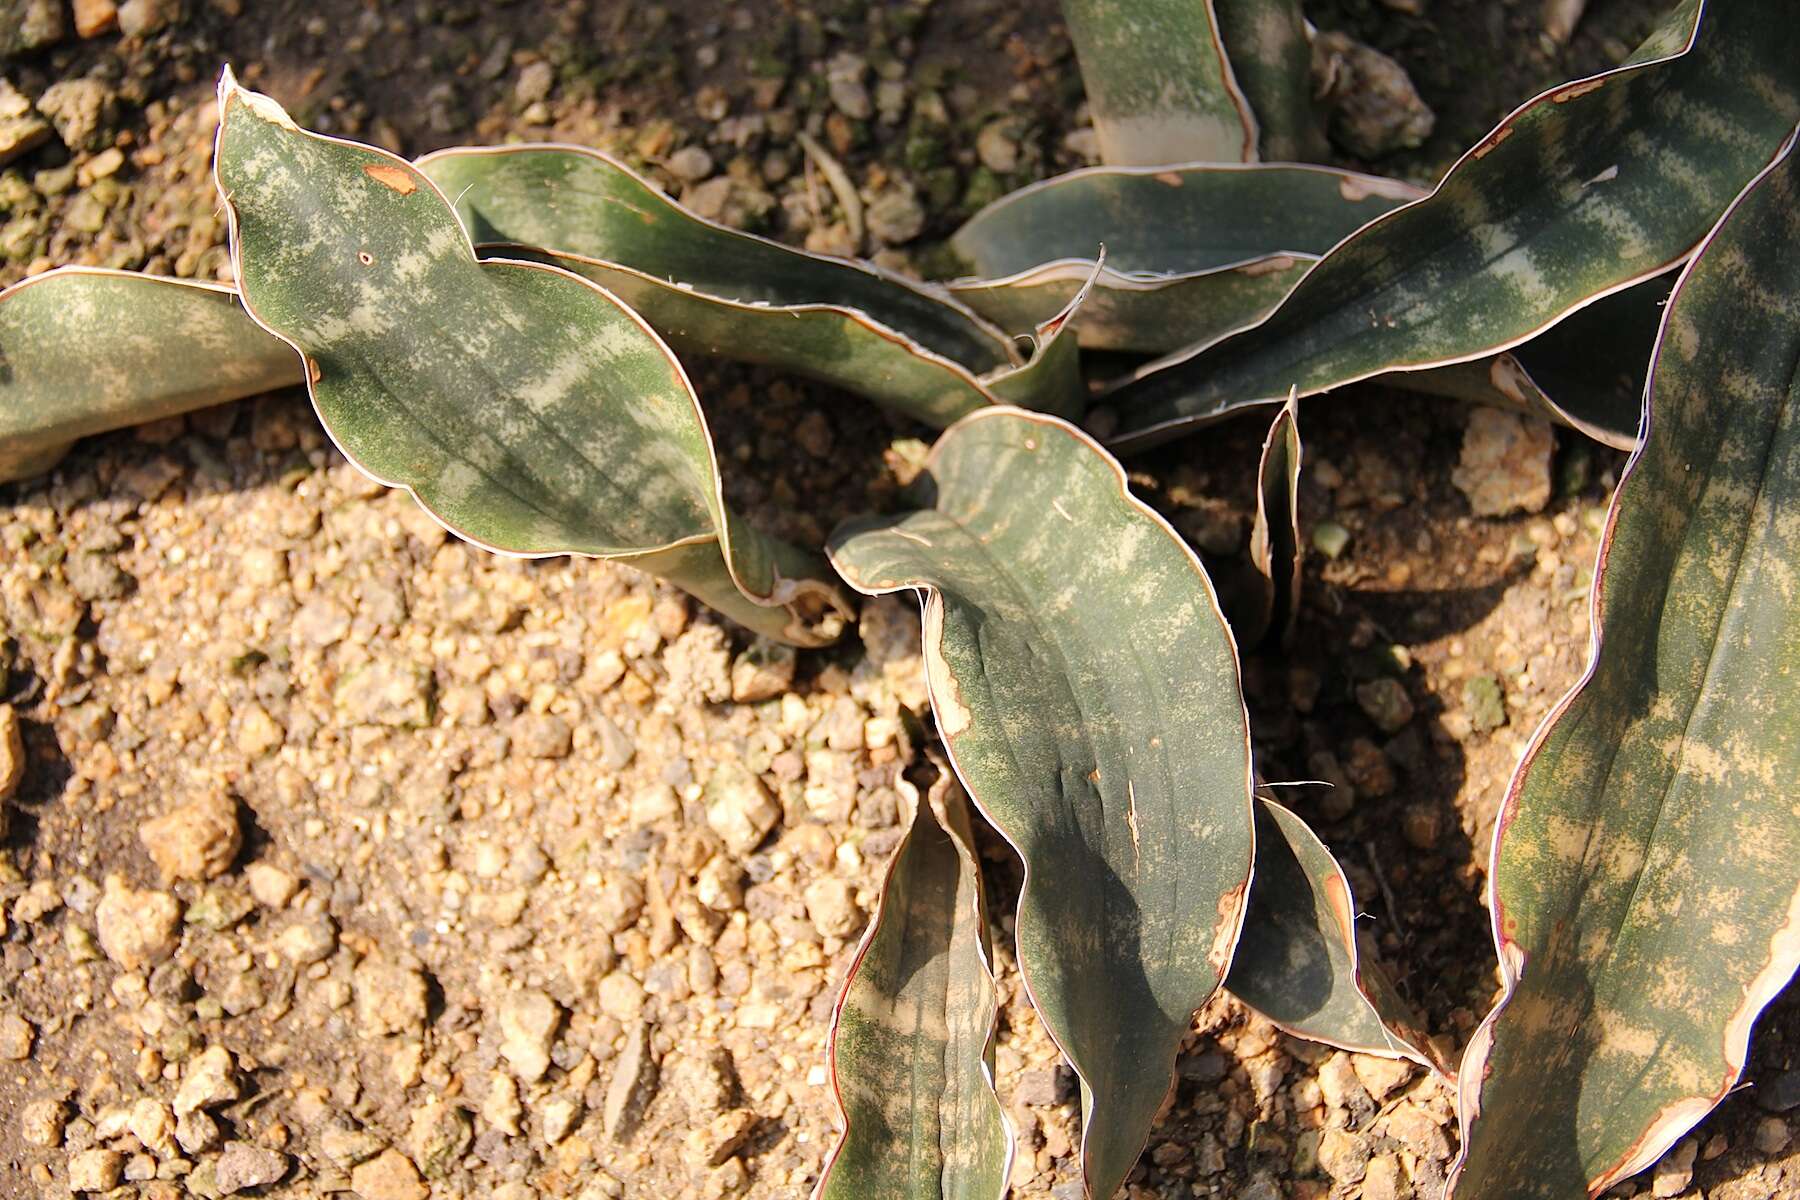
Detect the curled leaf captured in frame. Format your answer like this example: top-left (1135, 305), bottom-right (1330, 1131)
top-left (818, 766), bottom-right (1010, 1200)
top-left (214, 73), bottom-right (850, 646)
top-left (418, 146), bottom-right (1086, 424)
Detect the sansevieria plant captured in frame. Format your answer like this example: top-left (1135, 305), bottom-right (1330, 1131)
top-left (2, 1), bottom-right (1797, 1196)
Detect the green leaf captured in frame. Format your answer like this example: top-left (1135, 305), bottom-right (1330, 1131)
top-left (819, 765), bottom-right (1010, 1200)
top-left (829, 408), bottom-right (1255, 1199)
top-left (416, 146), bottom-right (1088, 425)
top-left (1226, 799), bottom-right (1436, 1066)
top-left (1214, 0), bottom-right (1327, 161)
top-left (213, 74), bottom-right (851, 647)
top-left (1105, 0), bottom-right (1800, 451)
top-left (0, 268), bottom-right (302, 483)
top-left (1240, 396), bottom-right (1301, 649)
top-left (1061, 0), bottom-right (1258, 166)
top-left (1451, 129), bottom-right (1800, 1198)
top-left (947, 163), bottom-right (1421, 354)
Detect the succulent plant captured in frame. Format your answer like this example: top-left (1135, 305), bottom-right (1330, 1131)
top-left (2, 2), bottom-right (1798, 1197)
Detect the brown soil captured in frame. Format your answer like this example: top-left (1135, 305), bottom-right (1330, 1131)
top-left (1, 2), bottom-right (1795, 1199)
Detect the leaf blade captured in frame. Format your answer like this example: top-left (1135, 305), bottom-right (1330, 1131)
top-left (818, 768), bottom-right (1010, 1200)
top-left (214, 76), bottom-right (849, 646)
top-left (1226, 800), bottom-right (1436, 1067)
top-left (0, 268), bottom-right (302, 482)
top-left (829, 408), bottom-right (1256, 1198)
top-left (1451, 127), bottom-right (1800, 1198)
top-left (1106, 0), bottom-right (1800, 450)
top-left (1061, 0), bottom-right (1258, 165)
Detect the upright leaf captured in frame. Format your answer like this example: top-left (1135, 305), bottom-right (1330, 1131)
top-left (1061, 0), bottom-right (1258, 166)
top-left (416, 147), bottom-right (1091, 425)
top-left (1214, 0), bottom-right (1326, 161)
top-left (1240, 396), bottom-right (1301, 649)
top-left (213, 75), bottom-right (850, 647)
top-left (1105, 0), bottom-right (1800, 451)
top-left (947, 163), bottom-right (1421, 354)
top-left (818, 767), bottom-right (1010, 1200)
top-left (1226, 800), bottom-right (1436, 1067)
top-left (1452, 129), bottom-right (1800, 1198)
top-left (0, 269), bottom-right (301, 483)
top-left (829, 408), bottom-right (1256, 1199)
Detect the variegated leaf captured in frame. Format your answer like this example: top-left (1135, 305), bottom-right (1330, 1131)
top-left (1452, 128), bottom-right (1800, 1198)
top-left (947, 163), bottom-right (1421, 354)
top-left (416, 146), bottom-right (1085, 425)
top-left (1226, 800), bottom-right (1436, 1067)
top-left (818, 766), bottom-right (1010, 1200)
top-left (0, 268), bottom-right (301, 483)
top-left (1238, 396), bottom-right (1301, 649)
top-left (1061, 0), bottom-right (1258, 166)
top-left (1214, 0), bottom-right (1326, 161)
top-left (828, 408), bottom-right (1256, 1199)
top-left (1105, 0), bottom-right (1800, 451)
top-left (213, 73), bottom-right (850, 647)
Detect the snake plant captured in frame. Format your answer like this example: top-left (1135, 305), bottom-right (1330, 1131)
top-left (2, 1), bottom-right (1797, 1197)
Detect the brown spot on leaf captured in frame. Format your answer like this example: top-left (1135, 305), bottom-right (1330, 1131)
top-left (1209, 880), bottom-right (1249, 972)
top-left (1239, 255), bottom-right (1299, 278)
top-left (1154, 171), bottom-right (1183, 187)
top-left (306, 357), bottom-right (322, 384)
top-left (363, 163), bottom-right (418, 195)
top-left (1552, 79), bottom-right (1606, 103)
top-left (1471, 127), bottom-right (1515, 160)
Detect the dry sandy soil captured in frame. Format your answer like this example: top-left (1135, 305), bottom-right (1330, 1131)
top-left (0, 1), bottom-right (1796, 1198)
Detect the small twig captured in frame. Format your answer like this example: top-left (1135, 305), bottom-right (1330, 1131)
top-left (1364, 840), bottom-right (1405, 937)
top-left (797, 131), bottom-right (864, 253)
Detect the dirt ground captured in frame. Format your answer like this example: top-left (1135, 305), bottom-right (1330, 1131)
top-left (1, 1), bottom-right (1796, 1198)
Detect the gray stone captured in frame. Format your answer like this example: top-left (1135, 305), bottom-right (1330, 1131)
top-left (1014, 1064), bottom-right (1074, 1107)
top-left (115, 0), bottom-right (177, 36)
top-left (1354, 678), bottom-right (1415, 735)
top-left (1757, 1067), bottom-right (1800, 1112)
top-left (704, 763), bottom-right (779, 857)
top-left (866, 188), bottom-right (925, 246)
top-left (35, 77), bottom-right (114, 152)
top-left (215, 1142), bottom-right (288, 1193)
top-left (511, 712), bottom-right (572, 759)
top-left (667, 145), bottom-right (714, 182)
top-left (603, 1022), bottom-right (660, 1141)
top-left (334, 658), bottom-right (434, 726)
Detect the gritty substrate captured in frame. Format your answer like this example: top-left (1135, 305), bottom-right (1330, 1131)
top-left (2, 1), bottom-right (1798, 1198)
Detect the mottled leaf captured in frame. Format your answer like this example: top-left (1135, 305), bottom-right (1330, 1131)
top-left (818, 767), bottom-right (1010, 1200)
top-left (829, 408), bottom-right (1256, 1199)
top-left (1226, 800), bottom-right (1436, 1067)
top-left (416, 146), bottom-right (1088, 425)
top-left (1452, 129), bottom-right (1800, 1199)
top-left (214, 75), bottom-right (850, 647)
top-left (947, 163), bottom-right (1421, 354)
top-left (1061, 0), bottom-right (1258, 166)
top-left (0, 268), bottom-right (301, 483)
top-left (1238, 396), bottom-right (1301, 649)
top-left (1106, 0), bottom-right (1800, 451)
top-left (1215, 0), bottom-right (1327, 161)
